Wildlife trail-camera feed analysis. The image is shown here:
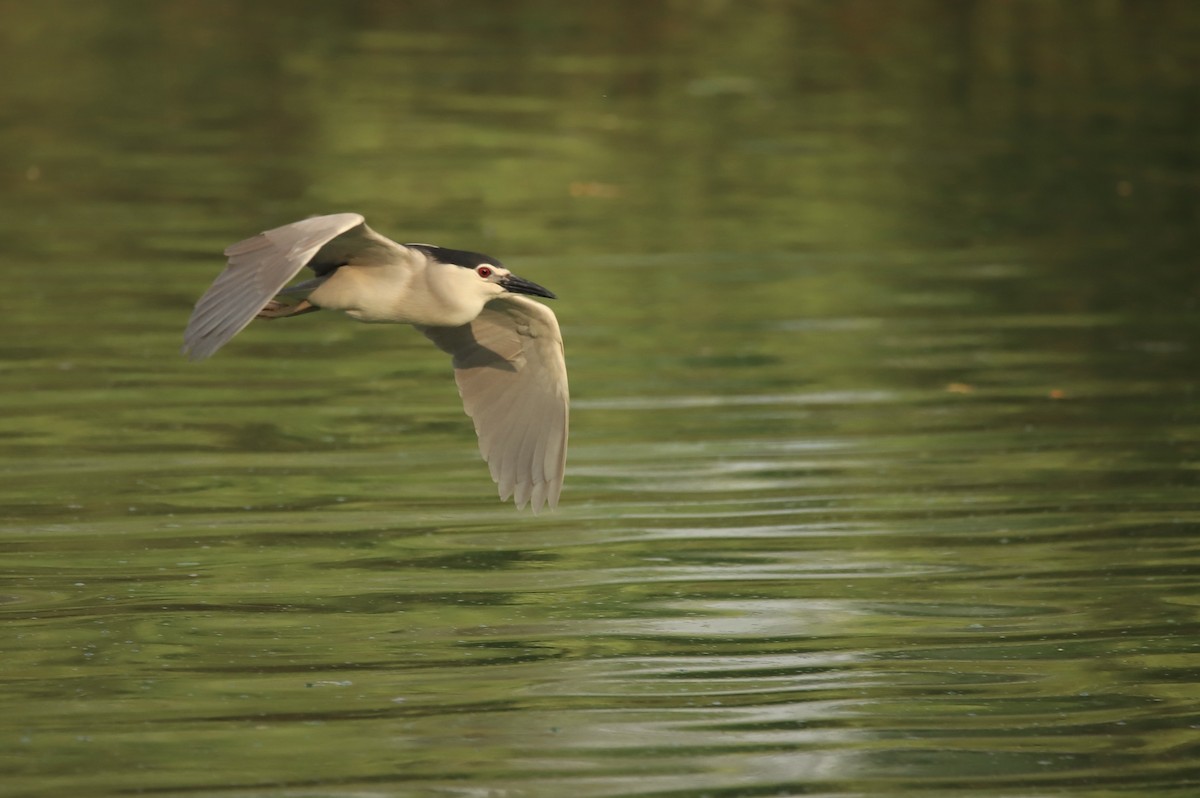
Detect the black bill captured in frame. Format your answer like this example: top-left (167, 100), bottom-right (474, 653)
top-left (500, 273), bottom-right (557, 299)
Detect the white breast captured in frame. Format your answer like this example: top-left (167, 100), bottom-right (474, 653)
top-left (309, 253), bottom-right (488, 327)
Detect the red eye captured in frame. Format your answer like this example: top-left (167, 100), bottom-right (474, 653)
top-left (477, 266), bottom-right (493, 278)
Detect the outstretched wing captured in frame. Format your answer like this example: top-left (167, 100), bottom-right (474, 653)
top-left (182, 212), bottom-right (369, 361)
top-left (419, 295), bottom-right (569, 512)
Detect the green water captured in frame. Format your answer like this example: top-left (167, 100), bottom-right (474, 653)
top-left (2, 2), bottom-right (1199, 796)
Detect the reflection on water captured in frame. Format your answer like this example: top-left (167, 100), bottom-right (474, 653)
top-left (2, 2), bottom-right (1199, 797)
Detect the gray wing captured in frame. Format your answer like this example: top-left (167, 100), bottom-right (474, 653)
top-left (182, 212), bottom-right (373, 361)
top-left (419, 295), bottom-right (569, 512)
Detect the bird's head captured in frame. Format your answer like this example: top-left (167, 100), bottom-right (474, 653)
top-left (410, 244), bottom-right (556, 310)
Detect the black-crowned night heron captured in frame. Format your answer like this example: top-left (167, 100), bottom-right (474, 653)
top-left (182, 213), bottom-right (568, 511)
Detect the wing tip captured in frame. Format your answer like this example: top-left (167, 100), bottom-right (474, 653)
top-left (498, 475), bottom-right (562, 513)
top-left (180, 336), bottom-right (212, 361)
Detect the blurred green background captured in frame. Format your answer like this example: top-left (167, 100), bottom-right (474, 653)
top-left (3, 1), bottom-right (1197, 289)
top-left (1, 2), bottom-right (1199, 797)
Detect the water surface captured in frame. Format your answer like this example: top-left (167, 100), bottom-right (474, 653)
top-left (2, 3), bottom-right (1199, 796)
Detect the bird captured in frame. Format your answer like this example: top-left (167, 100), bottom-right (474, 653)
top-left (182, 213), bottom-right (568, 512)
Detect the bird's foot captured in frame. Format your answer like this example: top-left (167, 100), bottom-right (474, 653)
top-left (257, 299), bottom-right (318, 320)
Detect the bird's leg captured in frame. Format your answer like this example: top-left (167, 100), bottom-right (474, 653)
top-left (257, 299), bottom-right (320, 320)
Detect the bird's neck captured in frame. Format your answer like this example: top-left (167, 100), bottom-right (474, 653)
top-left (420, 264), bottom-right (490, 327)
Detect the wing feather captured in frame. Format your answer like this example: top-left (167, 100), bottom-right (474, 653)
top-left (182, 213), bottom-right (367, 360)
top-left (419, 295), bottom-right (569, 512)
